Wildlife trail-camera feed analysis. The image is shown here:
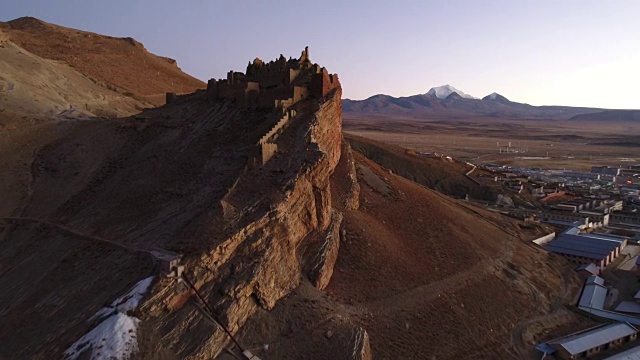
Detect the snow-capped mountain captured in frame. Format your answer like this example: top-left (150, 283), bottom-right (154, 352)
top-left (482, 92), bottom-right (510, 103)
top-left (426, 85), bottom-right (477, 100)
top-left (343, 87), bottom-right (609, 119)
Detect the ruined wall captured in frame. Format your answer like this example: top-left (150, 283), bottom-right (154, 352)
top-left (206, 79), bottom-right (218, 100)
top-left (260, 143), bottom-right (277, 164)
top-left (293, 86), bottom-right (308, 104)
top-left (217, 82), bottom-right (245, 102)
top-left (310, 69), bottom-right (341, 98)
top-left (165, 92), bottom-right (177, 105)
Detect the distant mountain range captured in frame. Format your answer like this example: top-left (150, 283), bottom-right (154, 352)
top-left (343, 85), bottom-right (639, 121)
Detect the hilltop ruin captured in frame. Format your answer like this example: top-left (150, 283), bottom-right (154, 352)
top-left (202, 47), bottom-right (340, 166)
top-left (206, 47), bottom-right (340, 108)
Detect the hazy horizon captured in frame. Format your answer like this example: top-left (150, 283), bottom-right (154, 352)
top-left (2, 0), bottom-right (639, 109)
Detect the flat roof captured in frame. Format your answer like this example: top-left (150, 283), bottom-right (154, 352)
top-left (544, 234), bottom-right (621, 260)
top-left (575, 263), bottom-right (599, 274)
top-left (545, 234), bottom-right (624, 260)
top-left (615, 302), bottom-right (640, 314)
top-left (564, 227), bottom-right (581, 235)
top-left (578, 282), bottom-right (608, 308)
top-left (580, 211), bottom-right (605, 216)
top-left (551, 236), bottom-right (621, 251)
top-left (546, 245), bottom-right (609, 260)
top-left (566, 233), bottom-right (625, 244)
top-left (603, 344), bottom-right (640, 360)
top-left (587, 275), bottom-right (605, 286)
top-left (550, 323), bottom-right (637, 355)
top-left (582, 233), bottom-right (628, 242)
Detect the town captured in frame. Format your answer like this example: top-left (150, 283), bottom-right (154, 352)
top-left (474, 162), bottom-right (640, 359)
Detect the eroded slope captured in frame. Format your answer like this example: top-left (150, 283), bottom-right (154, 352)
top-left (0, 39), bottom-right (145, 124)
top-left (0, 17), bottom-right (205, 105)
top-left (231, 142), bottom-right (586, 360)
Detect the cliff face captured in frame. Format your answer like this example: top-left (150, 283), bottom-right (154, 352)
top-left (141, 89), bottom-right (344, 358)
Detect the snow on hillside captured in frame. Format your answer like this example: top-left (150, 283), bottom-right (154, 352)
top-left (488, 92), bottom-right (499, 100)
top-left (64, 276), bottom-right (155, 360)
top-left (89, 276), bottom-right (155, 321)
top-left (426, 85), bottom-right (477, 99)
top-left (64, 313), bottom-right (140, 360)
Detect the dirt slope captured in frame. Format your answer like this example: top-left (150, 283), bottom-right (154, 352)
top-left (233, 143), bottom-right (589, 359)
top-left (0, 17), bottom-right (205, 105)
top-left (345, 133), bottom-right (501, 201)
top-left (0, 39), bottom-right (145, 125)
top-left (0, 47), bottom-right (345, 358)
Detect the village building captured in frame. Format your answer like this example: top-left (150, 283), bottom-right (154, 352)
top-left (577, 275), bottom-right (608, 309)
top-left (546, 323), bottom-right (638, 359)
top-left (544, 233), bottom-right (626, 268)
top-left (575, 263), bottom-right (599, 279)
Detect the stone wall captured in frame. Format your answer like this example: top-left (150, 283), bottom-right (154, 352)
top-left (310, 68), bottom-right (341, 98)
top-left (165, 92), bottom-right (177, 104)
top-left (260, 143), bottom-right (277, 164)
top-left (207, 47), bottom-right (339, 110)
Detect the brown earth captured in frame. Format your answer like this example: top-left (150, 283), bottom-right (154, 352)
top-left (229, 140), bottom-right (591, 360)
top-left (345, 133), bottom-right (502, 201)
top-left (344, 114), bottom-right (640, 170)
top-left (0, 75), bottom-right (346, 359)
top-left (0, 39), bottom-right (146, 125)
top-left (0, 17), bottom-right (205, 105)
top-left (0, 26), bottom-right (598, 360)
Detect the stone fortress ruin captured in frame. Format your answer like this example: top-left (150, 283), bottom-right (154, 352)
top-left (204, 47), bottom-right (340, 166)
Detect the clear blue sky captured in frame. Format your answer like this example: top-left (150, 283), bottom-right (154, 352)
top-left (2, 0), bottom-right (639, 108)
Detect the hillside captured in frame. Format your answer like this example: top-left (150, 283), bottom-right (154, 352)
top-left (0, 17), bottom-right (205, 105)
top-left (0, 38), bottom-right (145, 125)
top-left (0, 48), bottom-right (347, 360)
top-left (232, 142), bottom-right (588, 359)
top-left (344, 133), bottom-right (500, 201)
top-left (0, 45), bottom-right (590, 360)
top-left (570, 109), bottom-right (640, 122)
top-left (343, 87), bottom-right (608, 120)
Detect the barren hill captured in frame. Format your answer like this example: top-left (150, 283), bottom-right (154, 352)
top-left (232, 142), bottom-right (588, 359)
top-left (344, 133), bottom-right (500, 201)
top-left (0, 38), bottom-right (145, 125)
top-left (0, 46), bottom-right (588, 360)
top-left (0, 17), bottom-right (205, 105)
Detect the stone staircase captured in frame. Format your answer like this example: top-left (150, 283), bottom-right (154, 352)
top-left (259, 106), bottom-right (296, 145)
top-left (255, 105), bottom-right (297, 165)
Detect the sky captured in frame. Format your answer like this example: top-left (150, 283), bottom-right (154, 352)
top-left (2, 0), bottom-right (640, 109)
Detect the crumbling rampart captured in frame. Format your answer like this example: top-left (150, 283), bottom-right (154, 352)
top-left (204, 47), bottom-right (340, 167)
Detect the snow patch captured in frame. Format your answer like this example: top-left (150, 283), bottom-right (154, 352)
top-left (426, 85), bottom-right (477, 99)
top-left (90, 276), bottom-right (155, 322)
top-left (64, 313), bottom-right (140, 360)
top-left (65, 276), bottom-right (155, 360)
top-left (488, 92), bottom-right (499, 100)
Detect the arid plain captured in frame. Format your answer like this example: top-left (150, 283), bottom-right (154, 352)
top-left (344, 115), bottom-right (639, 170)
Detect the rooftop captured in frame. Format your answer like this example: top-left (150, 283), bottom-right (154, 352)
top-left (545, 234), bottom-right (624, 260)
top-left (575, 263), bottom-right (599, 275)
top-left (603, 344), bottom-right (640, 360)
top-left (549, 323), bottom-right (637, 355)
top-left (578, 276), bottom-right (607, 309)
top-left (615, 302), bottom-right (640, 314)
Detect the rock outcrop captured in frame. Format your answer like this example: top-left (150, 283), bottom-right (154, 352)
top-left (304, 210), bottom-right (343, 290)
top-left (138, 49), bottom-right (344, 359)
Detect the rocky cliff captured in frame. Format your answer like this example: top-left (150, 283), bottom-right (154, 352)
top-left (138, 87), bottom-right (345, 358)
